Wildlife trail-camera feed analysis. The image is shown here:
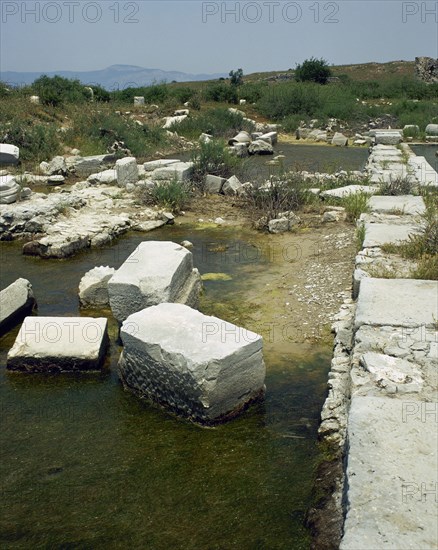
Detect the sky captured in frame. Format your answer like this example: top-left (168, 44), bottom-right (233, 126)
top-left (1, 0), bottom-right (437, 75)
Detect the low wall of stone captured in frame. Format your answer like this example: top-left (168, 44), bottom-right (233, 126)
top-left (317, 144), bottom-right (438, 549)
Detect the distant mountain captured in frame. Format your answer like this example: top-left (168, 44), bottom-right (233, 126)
top-left (0, 64), bottom-right (227, 90)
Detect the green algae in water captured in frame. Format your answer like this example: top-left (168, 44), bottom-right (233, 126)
top-left (201, 272), bottom-right (233, 281)
top-left (0, 225), bottom-right (331, 549)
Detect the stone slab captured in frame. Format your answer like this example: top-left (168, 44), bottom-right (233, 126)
top-left (363, 222), bottom-right (420, 248)
top-left (368, 195), bottom-right (426, 215)
top-left (151, 162), bottom-right (193, 182)
top-left (143, 159), bottom-right (180, 171)
top-left (7, 316), bottom-right (109, 372)
top-left (118, 303), bottom-right (265, 423)
top-left (0, 278), bottom-right (36, 335)
top-left (340, 395), bottom-right (438, 550)
top-left (108, 241), bottom-right (195, 322)
top-left (355, 278), bottom-right (438, 329)
top-left (321, 185), bottom-right (379, 199)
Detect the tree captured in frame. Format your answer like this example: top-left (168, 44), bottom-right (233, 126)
top-left (294, 58), bottom-right (332, 84)
top-left (229, 68), bottom-right (244, 87)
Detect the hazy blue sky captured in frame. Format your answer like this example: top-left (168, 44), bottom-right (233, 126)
top-left (1, 1), bottom-right (437, 74)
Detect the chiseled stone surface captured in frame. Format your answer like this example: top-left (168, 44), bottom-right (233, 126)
top-left (363, 222), bottom-right (420, 248)
top-left (368, 195), bottom-right (426, 216)
top-left (0, 278), bottom-right (36, 335)
top-left (340, 395), bottom-right (438, 550)
top-left (355, 278), bottom-right (438, 329)
top-left (7, 316), bottom-right (109, 372)
top-left (108, 241), bottom-right (201, 322)
top-left (118, 303), bottom-right (265, 424)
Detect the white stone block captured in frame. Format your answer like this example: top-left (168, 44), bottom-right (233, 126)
top-left (116, 157), bottom-right (138, 187)
top-left (0, 278), bottom-right (36, 335)
top-left (108, 241), bottom-right (200, 322)
top-left (118, 303), bottom-right (266, 423)
top-left (7, 316), bottom-right (109, 372)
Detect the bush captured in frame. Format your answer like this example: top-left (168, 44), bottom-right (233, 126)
top-left (379, 176), bottom-right (414, 196)
top-left (191, 139), bottom-right (240, 185)
top-left (149, 179), bottom-right (190, 213)
top-left (0, 119), bottom-right (60, 162)
top-left (175, 108), bottom-right (251, 140)
top-left (32, 75), bottom-right (89, 106)
top-left (64, 106), bottom-right (167, 157)
top-left (204, 83), bottom-right (238, 103)
top-left (295, 58), bottom-right (332, 84)
top-left (246, 173), bottom-right (314, 225)
top-left (257, 82), bottom-right (322, 120)
top-left (341, 192), bottom-right (370, 222)
top-left (171, 86), bottom-right (196, 104)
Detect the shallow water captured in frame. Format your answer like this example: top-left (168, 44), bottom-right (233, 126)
top-left (177, 142), bottom-right (369, 183)
top-left (0, 225), bottom-right (331, 549)
top-left (410, 144), bottom-right (438, 172)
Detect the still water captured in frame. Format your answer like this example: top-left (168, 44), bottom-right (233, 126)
top-left (0, 226), bottom-right (331, 549)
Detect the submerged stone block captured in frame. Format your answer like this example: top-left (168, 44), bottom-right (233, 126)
top-left (0, 278), bottom-right (36, 335)
top-left (7, 317), bottom-right (108, 372)
top-left (118, 303), bottom-right (266, 424)
top-left (108, 241), bottom-right (201, 322)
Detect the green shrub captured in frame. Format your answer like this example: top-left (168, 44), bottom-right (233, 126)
top-left (379, 176), bottom-right (414, 196)
top-left (246, 173), bottom-right (313, 224)
top-left (204, 83), bottom-right (238, 103)
top-left (191, 139), bottom-right (240, 185)
top-left (171, 86), bottom-right (196, 104)
top-left (295, 57), bottom-right (332, 84)
top-left (341, 192), bottom-right (370, 222)
top-left (64, 106), bottom-right (167, 157)
top-left (149, 179), bottom-right (190, 213)
top-left (257, 82), bottom-right (322, 120)
top-left (239, 82), bottom-right (267, 103)
top-left (0, 120), bottom-right (60, 162)
top-left (175, 108), bottom-right (250, 140)
top-left (32, 75), bottom-right (89, 106)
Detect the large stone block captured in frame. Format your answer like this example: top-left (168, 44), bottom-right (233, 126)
top-left (118, 303), bottom-right (266, 424)
top-left (7, 316), bottom-right (108, 372)
top-left (363, 222), bottom-right (420, 248)
top-left (355, 278), bottom-right (438, 329)
top-left (151, 162), bottom-right (193, 182)
top-left (0, 278), bottom-right (36, 335)
top-left (205, 174), bottom-right (225, 194)
top-left (0, 144), bottom-right (19, 165)
top-left (116, 157), bottom-right (138, 187)
top-left (70, 154), bottom-right (116, 177)
top-left (143, 159), bottom-right (180, 171)
top-left (341, 395), bottom-right (438, 550)
top-left (374, 131), bottom-right (402, 145)
top-left (425, 123), bottom-right (438, 136)
top-left (368, 195), bottom-right (425, 215)
top-left (108, 241), bottom-right (200, 322)
top-left (79, 266), bottom-right (115, 308)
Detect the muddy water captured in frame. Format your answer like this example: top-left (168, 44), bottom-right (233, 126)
top-left (0, 225), bottom-right (332, 549)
